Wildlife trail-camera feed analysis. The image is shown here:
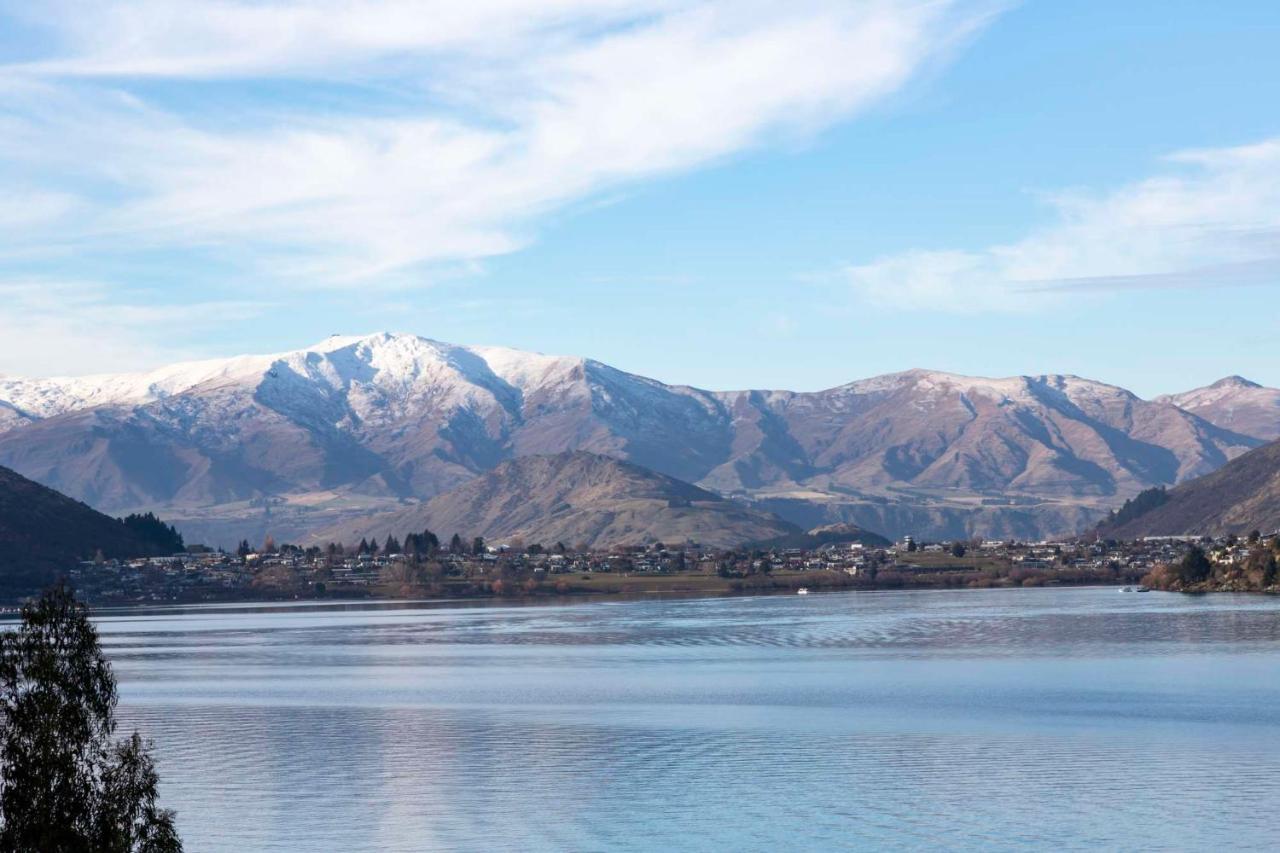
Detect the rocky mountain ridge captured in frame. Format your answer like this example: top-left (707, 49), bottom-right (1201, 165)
top-left (0, 333), bottom-right (1272, 545)
top-left (1157, 375), bottom-right (1280, 441)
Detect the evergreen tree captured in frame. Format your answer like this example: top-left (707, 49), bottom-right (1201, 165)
top-left (472, 537), bottom-right (485, 556)
top-left (1175, 546), bottom-right (1213, 584)
top-left (449, 534), bottom-right (464, 554)
top-left (0, 584), bottom-right (182, 851)
top-left (1102, 486), bottom-right (1169, 529)
top-left (120, 513), bottom-right (185, 554)
top-left (358, 538), bottom-right (370, 555)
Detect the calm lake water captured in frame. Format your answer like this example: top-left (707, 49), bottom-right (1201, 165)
top-left (84, 587), bottom-right (1280, 851)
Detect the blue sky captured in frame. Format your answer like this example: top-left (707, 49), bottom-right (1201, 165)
top-left (1, 1), bottom-right (1278, 397)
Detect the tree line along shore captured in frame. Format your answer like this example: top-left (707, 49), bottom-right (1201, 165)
top-left (46, 532), bottom-right (1205, 606)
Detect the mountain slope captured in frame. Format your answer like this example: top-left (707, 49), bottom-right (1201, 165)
top-left (709, 370), bottom-right (1256, 497)
top-left (0, 333), bottom-right (732, 511)
top-left (0, 464), bottom-right (164, 594)
top-left (315, 451), bottom-right (800, 550)
top-left (1099, 439), bottom-right (1280, 537)
top-left (1157, 376), bottom-right (1280, 441)
top-left (0, 333), bottom-right (1261, 544)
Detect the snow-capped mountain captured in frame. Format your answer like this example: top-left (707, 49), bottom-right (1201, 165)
top-left (1157, 376), bottom-right (1280, 441)
top-left (0, 333), bottom-right (1263, 544)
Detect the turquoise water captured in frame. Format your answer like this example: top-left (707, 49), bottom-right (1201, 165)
top-left (93, 588), bottom-right (1280, 851)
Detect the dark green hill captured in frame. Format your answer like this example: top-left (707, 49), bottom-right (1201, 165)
top-left (0, 465), bottom-right (170, 596)
top-left (1098, 439), bottom-right (1280, 538)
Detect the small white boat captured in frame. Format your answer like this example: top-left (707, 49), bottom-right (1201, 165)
top-left (1119, 586), bottom-right (1135, 593)
top-left (797, 587), bottom-right (810, 595)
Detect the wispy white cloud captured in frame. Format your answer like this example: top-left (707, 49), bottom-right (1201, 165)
top-left (0, 0), bottom-right (1002, 285)
top-left (7, 0), bottom-right (681, 79)
top-left (844, 137), bottom-right (1280, 312)
top-left (0, 280), bottom-right (270, 375)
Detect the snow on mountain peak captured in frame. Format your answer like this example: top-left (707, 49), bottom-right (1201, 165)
top-left (0, 333), bottom-right (1257, 437)
top-left (466, 345), bottom-right (586, 392)
top-left (844, 369), bottom-right (1033, 402)
top-left (1161, 375), bottom-right (1274, 407)
top-left (0, 332), bottom-right (602, 424)
top-left (1209, 375), bottom-right (1262, 390)
top-left (0, 352), bottom-right (277, 419)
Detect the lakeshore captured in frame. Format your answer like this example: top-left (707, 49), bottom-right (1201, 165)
top-left (55, 542), bottom-right (1158, 608)
top-left (14, 529), bottom-right (1271, 609)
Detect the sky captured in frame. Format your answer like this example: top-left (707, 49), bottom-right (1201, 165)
top-left (0, 0), bottom-right (1278, 397)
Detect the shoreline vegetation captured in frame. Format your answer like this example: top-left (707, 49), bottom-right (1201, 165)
top-left (65, 554), bottom-right (1150, 609)
top-left (1141, 536), bottom-right (1280, 594)
top-left (23, 527), bottom-right (1280, 608)
top-left (420, 560), bottom-right (1131, 599)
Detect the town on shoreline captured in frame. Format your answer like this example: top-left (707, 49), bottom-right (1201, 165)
top-left (44, 529), bottom-right (1280, 607)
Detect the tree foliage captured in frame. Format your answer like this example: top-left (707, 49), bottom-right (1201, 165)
top-left (404, 529), bottom-right (439, 558)
top-left (1174, 545), bottom-right (1212, 584)
top-left (1102, 486), bottom-right (1169, 529)
top-left (0, 584), bottom-right (181, 852)
top-left (119, 514), bottom-right (184, 554)
top-left (1245, 547), bottom-right (1278, 587)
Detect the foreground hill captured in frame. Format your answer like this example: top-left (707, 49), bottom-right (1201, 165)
top-left (314, 451), bottom-right (800, 550)
top-left (1157, 376), bottom-right (1280, 441)
top-left (1099, 439), bottom-right (1280, 538)
top-left (0, 332), bottom-right (1261, 543)
top-left (0, 465), bottom-right (165, 594)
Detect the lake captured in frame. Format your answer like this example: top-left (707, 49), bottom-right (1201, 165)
top-left (91, 587), bottom-right (1280, 851)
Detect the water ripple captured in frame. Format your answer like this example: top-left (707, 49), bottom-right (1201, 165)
top-left (101, 587), bottom-right (1280, 851)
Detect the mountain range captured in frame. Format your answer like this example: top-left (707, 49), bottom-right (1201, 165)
top-left (0, 332), bottom-right (1274, 546)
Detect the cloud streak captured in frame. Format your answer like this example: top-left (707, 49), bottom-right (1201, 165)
top-left (844, 137), bottom-right (1280, 311)
top-left (0, 280), bottom-right (271, 375)
top-left (0, 0), bottom-right (1000, 286)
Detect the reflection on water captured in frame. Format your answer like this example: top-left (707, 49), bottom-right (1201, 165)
top-left (85, 588), bottom-right (1280, 850)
